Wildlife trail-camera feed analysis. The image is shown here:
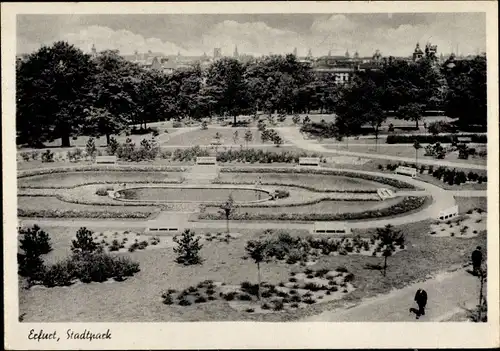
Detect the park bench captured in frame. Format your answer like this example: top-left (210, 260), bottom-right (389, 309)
top-left (95, 155), bottom-right (117, 165)
top-left (395, 166), bottom-right (417, 178)
top-left (196, 156), bottom-right (217, 165)
top-left (437, 205), bottom-right (459, 221)
top-left (311, 222), bottom-right (352, 235)
top-left (298, 157), bottom-right (321, 167)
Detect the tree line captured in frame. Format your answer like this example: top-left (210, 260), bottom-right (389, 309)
top-left (16, 41), bottom-right (486, 147)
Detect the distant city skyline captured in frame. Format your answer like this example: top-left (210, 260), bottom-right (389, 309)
top-left (17, 13), bottom-right (486, 57)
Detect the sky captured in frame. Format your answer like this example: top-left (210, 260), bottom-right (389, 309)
top-left (17, 13), bottom-right (486, 57)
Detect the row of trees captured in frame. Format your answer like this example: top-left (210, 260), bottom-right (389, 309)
top-left (17, 41), bottom-right (486, 147)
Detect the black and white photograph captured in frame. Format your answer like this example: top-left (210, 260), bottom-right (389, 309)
top-left (2, 1), bottom-right (499, 349)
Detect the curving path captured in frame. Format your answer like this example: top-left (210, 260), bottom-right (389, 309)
top-left (277, 127), bottom-right (487, 171)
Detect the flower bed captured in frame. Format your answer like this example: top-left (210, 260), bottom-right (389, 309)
top-left (220, 167), bottom-right (416, 190)
top-left (19, 179), bottom-right (184, 189)
top-left (199, 196), bottom-right (428, 221)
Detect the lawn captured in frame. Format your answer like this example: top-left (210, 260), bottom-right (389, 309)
top-left (17, 196), bottom-right (156, 215)
top-left (454, 197), bottom-right (487, 213)
top-left (322, 144), bottom-right (487, 166)
top-left (19, 219), bottom-right (485, 322)
top-left (205, 197), bottom-right (404, 216)
top-left (217, 172), bottom-right (391, 191)
top-left (163, 128), bottom-right (266, 147)
top-left (18, 171), bottom-right (182, 188)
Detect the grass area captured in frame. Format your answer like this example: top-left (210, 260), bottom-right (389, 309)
top-left (454, 197), bottom-right (487, 213)
top-left (217, 172), bottom-right (388, 191)
top-left (17, 196), bottom-right (156, 214)
top-left (18, 171), bottom-right (182, 188)
top-left (19, 217), bottom-right (484, 322)
top-left (163, 128), bottom-right (266, 147)
top-left (206, 197), bottom-right (404, 216)
top-left (322, 144), bottom-right (487, 166)
top-left (120, 187), bottom-right (267, 203)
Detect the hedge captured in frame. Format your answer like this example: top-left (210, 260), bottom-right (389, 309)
top-left (216, 149), bottom-right (323, 164)
top-left (386, 134), bottom-right (487, 144)
top-left (199, 196), bottom-right (428, 221)
top-left (220, 167), bottom-right (416, 189)
top-left (17, 208), bottom-right (152, 219)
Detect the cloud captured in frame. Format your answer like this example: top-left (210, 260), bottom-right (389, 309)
top-left (198, 20), bottom-right (306, 56)
top-left (61, 25), bottom-right (185, 55)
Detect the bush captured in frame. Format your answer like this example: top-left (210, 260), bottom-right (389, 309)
top-left (241, 281), bottom-right (260, 296)
top-left (162, 293), bottom-right (174, 305)
top-left (95, 186), bottom-right (113, 196)
top-left (273, 189), bottom-right (290, 199)
top-left (20, 152), bottom-right (31, 162)
top-left (173, 229), bottom-right (203, 265)
top-left (41, 150), bottom-right (54, 163)
top-left (71, 227), bottom-right (101, 254)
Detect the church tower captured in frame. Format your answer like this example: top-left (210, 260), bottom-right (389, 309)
top-left (233, 45), bottom-right (239, 58)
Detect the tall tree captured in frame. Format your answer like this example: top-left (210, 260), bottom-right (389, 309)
top-left (443, 55), bottom-right (487, 127)
top-left (16, 41), bottom-right (95, 147)
top-left (245, 239), bottom-right (269, 300)
top-left (205, 58), bottom-right (248, 124)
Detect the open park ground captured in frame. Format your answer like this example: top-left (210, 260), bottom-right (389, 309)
top-left (17, 130), bottom-right (488, 322)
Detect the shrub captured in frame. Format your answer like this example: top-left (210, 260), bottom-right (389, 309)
top-left (109, 239), bottom-right (121, 252)
top-left (41, 150), bottom-right (54, 163)
top-left (178, 299), bottom-right (192, 306)
top-left (19, 224), bottom-right (52, 258)
top-left (387, 133), bottom-right (485, 144)
top-left (245, 308), bottom-right (255, 313)
top-left (20, 152), bottom-right (31, 162)
top-left (42, 260), bottom-right (74, 287)
top-left (223, 292), bottom-right (237, 301)
top-left (162, 294), bottom-right (174, 305)
top-left (195, 296), bottom-right (208, 303)
top-left (303, 297), bottom-right (316, 305)
top-left (238, 293), bottom-right (252, 301)
top-left (336, 266), bottom-right (348, 273)
top-left (273, 189), bottom-right (290, 199)
top-left (95, 186), bottom-right (113, 196)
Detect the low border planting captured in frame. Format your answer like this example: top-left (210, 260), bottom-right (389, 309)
top-left (17, 165), bottom-right (187, 179)
top-left (199, 196), bottom-right (429, 221)
top-left (219, 167), bottom-right (416, 190)
top-left (18, 179), bottom-right (184, 190)
top-left (17, 208), bottom-right (153, 219)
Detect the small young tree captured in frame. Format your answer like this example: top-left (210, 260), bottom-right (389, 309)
top-left (413, 140), bottom-right (422, 167)
top-left (106, 136), bottom-right (119, 156)
top-left (245, 239), bottom-right (269, 300)
top-left (260, 129), bottom-right (271, 143)
top-left (273, 134), bottom-right (283, 147)
top-left (375, 224), bottom-right (404, 276)
top-left (220, 194), bottom-right (235, 234)
top-left (86, 137), bottom-right (97, 160)
top-left (303, 115), bottom-right (311, 125)
top-left (173, 229), bottom-right (203, 265)
top-left (257, 120), bottom-right (266, 132)
top-left (214, 132), bottom-right (222, 142)
top-left (278, 112), bottom-right (286, 123)
top-left (18, 225), bottom-right (52, 281)
top-left (232, 130), bottom-right (239, 144)
top-left (201, 120), bottom-right (208, 130)
top-left (244, 130), bottom-right (253, 148)
top-left (71, 227), bottom-right (100, 255)
top-left (292, 114), bottom-right (301, 125)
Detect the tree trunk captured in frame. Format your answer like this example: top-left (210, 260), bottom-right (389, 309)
top-left (226, 215), bottom-right (230, 234)
top-left (478, 271), bottom-right (485, 321)
top-left (375, 126), bottom-right (379, 152)
top-left (257, 262), bottom-right (261, 300)
top-left (233, 115), bottom-right (237, 125)
top-left (61, 134), bottom-right (70, 148)
top-left (415, 118), bottom-right (419, 129)
top-left (415, 149), bottom-right (418, 167)
top-left (383, 256), bottom-right (388, 276)
top-left (106, 134), bottom-right (111, 146)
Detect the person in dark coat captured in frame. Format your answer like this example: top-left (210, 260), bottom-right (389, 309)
top-left (414, 288), bottom-right (428, 319)
top-left (471, 246), bottom-right (483, 276)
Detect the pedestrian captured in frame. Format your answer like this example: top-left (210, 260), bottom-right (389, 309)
top-left (471, 246), bottom-right (483, 276)
top-left (414, 288), bottom-right (428, 319)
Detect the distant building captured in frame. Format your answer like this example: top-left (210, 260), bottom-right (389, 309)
top-left (213, 48), bottom-right (222, 59)
top-left (311, 49), bottom-right (382, 84)
top-left (412, 43), bottom-right (424, 62)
